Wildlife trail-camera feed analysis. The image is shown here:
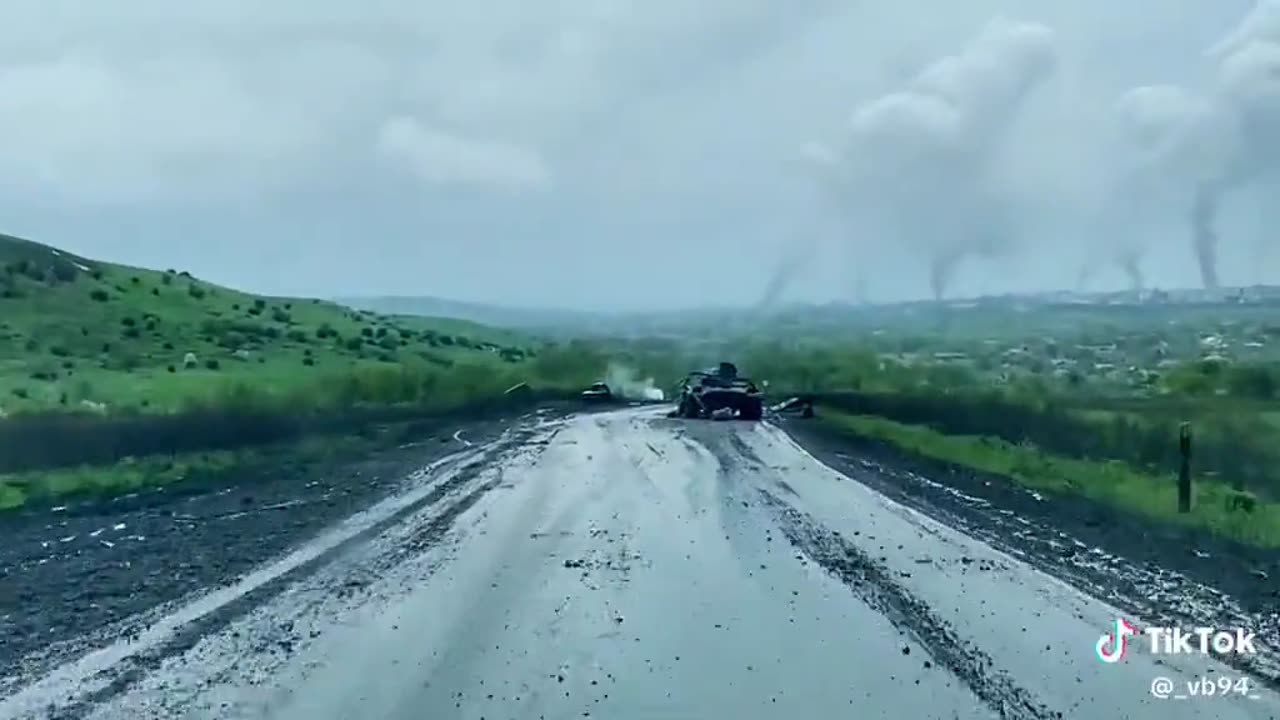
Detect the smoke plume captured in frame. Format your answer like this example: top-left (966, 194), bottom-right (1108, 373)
top-left (604, 363), bottom-right (666, 401)
top-left (1191, 184), bottom-right (1222, 289)
top-left (1102, 2), bottom-right (1280, 289)
top-left (805, 17), bottom-right (1056, 299)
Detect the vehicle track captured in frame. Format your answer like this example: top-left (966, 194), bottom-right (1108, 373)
top-left (5, 408), bottom-right (1276, 720)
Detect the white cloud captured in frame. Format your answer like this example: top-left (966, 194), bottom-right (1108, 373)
top-left (376, 116), bottom-right (551, 190)
top-left (0, 51), bottom-right (365, 205)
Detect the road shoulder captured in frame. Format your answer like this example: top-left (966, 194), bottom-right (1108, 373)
top-left (774, 416), bottom-right (1280, 686)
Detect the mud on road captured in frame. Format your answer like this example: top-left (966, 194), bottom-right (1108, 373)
top-left (778, 417), bottom-right (1280, 686)
top-left (0, 408), bottom-right (563, 696)
top-left (3, 407), bottom-right (1279, 720)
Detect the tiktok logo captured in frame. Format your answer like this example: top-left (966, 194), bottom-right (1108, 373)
top-left (1096, 618), bottom-right (1139, 663)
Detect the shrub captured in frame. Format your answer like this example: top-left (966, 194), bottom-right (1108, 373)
top-left (89, 289), bottom-right (110, 302)
top-left (49, 346), bottom-right (70, 357)
top-left (1227, 365), bottom-right (1276, 400)
top-left (271, 307), bottom-right (291, 323)
top-left (303, 357), bottom-right (315, 366)
top-left (162, 341), bottom-right (174, 350)
top-left (11, 387), bottom-right (28, 399)
top-left (247, 306), bottom-right (262, 316)
top-left (152, 287), bottom-right (161, 296)
top-left (121, 317), bottom-right (137, 327)
top-left (51, 262), bottom-right (78, 283)
top-left (286, 329), bottom-right (308, 343)
top-left (122, 327), bottom-right (141, 339)
top-left (205, 358), bottom-right (221, 370)
top-left (23, 339), bottom-right (38, 352)
top-left (1226, 490), bottom-right (1258, 513)
top-left (188, 284), bottom-right (207, 299)
top-left (167, 365), bottom-right (176, 373)
top-left (345, 337), bottom-right (364, 351)
top-left (361, 327), bottom-right (374, 338)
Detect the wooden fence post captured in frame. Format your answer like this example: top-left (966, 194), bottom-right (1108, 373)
top-left (1178, 422), bottom-right (1192, 513)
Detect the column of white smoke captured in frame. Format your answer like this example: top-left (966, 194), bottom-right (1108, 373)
top-left (604, 363), bottom-right (666, 401)
top-left (801, 17), bottom-right (1056, 300)
top-left (1085, 84), bottom-right (1231, 290)
top-left (1201, 5), bottom-right (1280, 287)
top-left (1101, 1), bottom-right (1280, 290)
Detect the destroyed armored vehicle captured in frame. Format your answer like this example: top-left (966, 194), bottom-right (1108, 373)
top-left (675, 362), bottom-right (764, 420)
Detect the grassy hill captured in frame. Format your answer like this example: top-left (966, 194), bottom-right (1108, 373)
top-left (0, 233), bottom-right (536, 415)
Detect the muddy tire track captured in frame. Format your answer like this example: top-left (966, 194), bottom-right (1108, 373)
top-left (0, 412), bottom-right (558, 689)
top-left (778, 420), bottom-right (1280, 688)
top-left (24, 425), bottom-right (556, 720)
top-left (43, 461), bottom-right (504, 720)
top-left (759, 490), bottom-right (1061, 720)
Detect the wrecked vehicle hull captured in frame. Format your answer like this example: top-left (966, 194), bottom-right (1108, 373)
top-left (677, 388), bottom-right (764, 420)
top-left (673, 362), bottom-right (765, 421)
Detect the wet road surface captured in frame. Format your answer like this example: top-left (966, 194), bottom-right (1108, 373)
top-left (4, 408), bottom-right (1277, 719)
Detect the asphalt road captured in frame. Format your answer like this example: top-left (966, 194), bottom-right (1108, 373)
top-left (5, 408), bottom-right (1277, 719)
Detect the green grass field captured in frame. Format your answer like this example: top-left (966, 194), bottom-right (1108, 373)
top-left (0, 233), bottom-right (535, 414)
top-left (0, 431), bottom-right (388, 510)
top-left (820, 410), bottom-right (1280, 547)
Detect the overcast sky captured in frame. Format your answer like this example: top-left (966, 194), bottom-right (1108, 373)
top-left (1, 0), bottom-right (1275, 310)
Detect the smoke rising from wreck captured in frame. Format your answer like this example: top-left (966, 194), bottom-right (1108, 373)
top-left (604, 363), bottom-right (665, 402)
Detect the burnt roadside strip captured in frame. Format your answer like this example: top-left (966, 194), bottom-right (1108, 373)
top-left (41, 441), bottom-right (523, 720)
top-left (758, 490), bottom-right (1062, 720)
